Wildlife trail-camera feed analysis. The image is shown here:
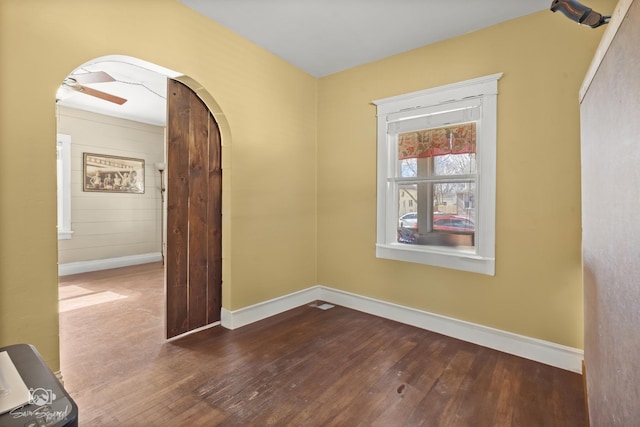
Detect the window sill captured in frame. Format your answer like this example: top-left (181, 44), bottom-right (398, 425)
top-left (58, 230), bottom-right (74, 240)
top-left (376, 243), bottom-right (495, 275)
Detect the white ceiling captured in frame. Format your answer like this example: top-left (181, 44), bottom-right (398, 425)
top-left (57, 1), bottom-right (553, 126)
top-left (180, 0), bottom-right (552, 77)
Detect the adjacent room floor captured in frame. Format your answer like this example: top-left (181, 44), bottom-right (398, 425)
top-left (58, 263), bottom-right (586, 426)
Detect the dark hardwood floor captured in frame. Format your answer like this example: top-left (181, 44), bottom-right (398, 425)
top-left (59, 263), bottom-right (586, 426)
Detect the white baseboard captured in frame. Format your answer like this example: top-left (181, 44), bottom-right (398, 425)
top-left (221, 287), bottom-right (319, 329)
top-left (318, 286), bottom-right (583, 373)
top-left (58, 253), bottom-right (162, 276)
top-left (222, 285), bottom-right (583, 373)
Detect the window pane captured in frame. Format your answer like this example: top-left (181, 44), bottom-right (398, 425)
top-left (400, 158), bottom-right (417, 178)
top-left (397, 182), bottom-right (475, 249)
top-left (398, 183), bottom-right (418, 243)
top-left (433, 153), bottom-right (476, 175)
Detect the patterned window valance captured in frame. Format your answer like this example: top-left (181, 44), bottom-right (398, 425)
top-left (398, 122), bottom-right (476, 160)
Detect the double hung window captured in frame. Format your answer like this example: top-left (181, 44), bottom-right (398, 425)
top-left (57, 133), bottom-right (73, 240)
top-left (374, 73), bottom-right (501, 275)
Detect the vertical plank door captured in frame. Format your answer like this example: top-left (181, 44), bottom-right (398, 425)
top-left (166, 79), bottom-right (222, 339)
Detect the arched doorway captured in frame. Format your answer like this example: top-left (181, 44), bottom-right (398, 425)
top-left (56, 55), bottom-right (226, 341)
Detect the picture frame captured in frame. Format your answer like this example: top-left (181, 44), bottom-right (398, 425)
top-left (83, 153), bottom-right (145, 194)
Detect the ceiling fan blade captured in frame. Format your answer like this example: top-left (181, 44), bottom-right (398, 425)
top-left (70, 71), bottom-right (116, 84)
top-left (72, 84), bottom-right (128, 105)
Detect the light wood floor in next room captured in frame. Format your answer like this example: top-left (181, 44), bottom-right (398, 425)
top-left (58, 263), bottom-right (586, 426)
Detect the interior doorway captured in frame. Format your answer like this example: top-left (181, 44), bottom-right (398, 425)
top-left (55, 55), bottom-right (224, 346)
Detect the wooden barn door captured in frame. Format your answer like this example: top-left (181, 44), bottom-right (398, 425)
top-left (166, 79), bottom-right (222, 339)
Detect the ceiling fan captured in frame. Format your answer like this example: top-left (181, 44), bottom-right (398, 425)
top-left (61, 71), bottom-right (128, 105)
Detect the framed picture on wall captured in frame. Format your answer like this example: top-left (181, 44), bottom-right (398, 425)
top-left (83, 153), bottom-right (145, 194)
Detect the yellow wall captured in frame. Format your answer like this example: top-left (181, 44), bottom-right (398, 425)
top-left (0, 0), bottom-right (317, 370)
top-left (317, 1), bottom-right (616, 349)
top-left (0, 0), bottom-right (616, 371)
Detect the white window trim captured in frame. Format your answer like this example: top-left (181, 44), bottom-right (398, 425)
top-left (57, 133), bottom-right (73, 240)
top-left (373, 73), bottom-right (502, 275)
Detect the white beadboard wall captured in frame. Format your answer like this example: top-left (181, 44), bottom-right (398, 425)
top-left (57, 106), bottom-right (165, 264)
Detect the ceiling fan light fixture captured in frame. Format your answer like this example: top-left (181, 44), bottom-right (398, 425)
top-left (69, 71), bottom-right (116, 85)
top-left (59, 74), bottom-right (128, 105)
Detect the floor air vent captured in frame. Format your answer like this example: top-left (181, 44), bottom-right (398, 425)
top-left (309, 301), bottom-right (335, 310)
